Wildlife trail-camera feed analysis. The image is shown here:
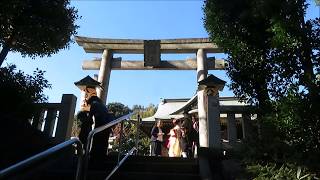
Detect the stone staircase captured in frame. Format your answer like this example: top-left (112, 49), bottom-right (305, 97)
top-left (39, 155), bottom-right (201, 180)
top-left (109, 156), bottom-right (200, 180)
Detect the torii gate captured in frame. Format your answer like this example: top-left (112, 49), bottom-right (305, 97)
top-left (75, 36), bottom-right (227, 149)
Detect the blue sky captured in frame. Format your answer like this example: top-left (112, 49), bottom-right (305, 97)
top-left (5, 1), bottom-right (319, 110)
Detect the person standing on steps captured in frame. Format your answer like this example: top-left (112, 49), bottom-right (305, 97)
top-left (87, 96), bottom-right (113, 160)
top-left (180, 123), bottom-right (188, 158)
top-left (168, 119), bottom-right (182, 157)
top-left (150, 120), bottom-right (164, 156)
top-left (191, 115), bottom-right (199, 158)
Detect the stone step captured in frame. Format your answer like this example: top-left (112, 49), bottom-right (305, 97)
top-left (38, 155), bottom-right (200, 180)
top-left (119, 162), bottom-right (199, 174)
top-left (102, 155), bottom-right (198, 163)
top-left (39, 170), bottom-right (200, 180)
top-left (89, 155), bottom-right (198, 171)
top-left (111, 171), bottom-right (201, 180)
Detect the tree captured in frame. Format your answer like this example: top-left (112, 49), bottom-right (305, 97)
top-left (110, 122), bottom-right (151, 156)
top-left (107, 102), bottom-right (132, 118)
top-left (204, 0), bottom-right (320, 110)
top-left (106, 103), bottom-right (151, 155)
top-left (0, 0), bottom-right (79, 66)
top-left (107, 102), bottom-right (132, 144)
top-left (0, 64), bottom-right (51, 120)
top-left (204, 0), bottom-right (320, 151)
top-left (132, 104), bottom-right (157, 119)
top-left (0, 64), bottom-right (53, 168)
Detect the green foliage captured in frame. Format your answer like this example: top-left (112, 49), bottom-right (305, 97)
top-left (132, 104), bottom-right (157, 119)
top-left (271, 89), bottom-right (320, 152)
top-left (110, 121), bottom-right (150, 156)
top-left (203, 0), bottom-right (320, 108)
top-left (107, 102), bottom-right (132, 118)
top-left (237, 93), bottom-right (320, 175)
top-left (246, 163), bottom-right (318, 180)
top-left (0, 64), bottom-right (51, 120)
top-left (204, 1), bottom-right (320, 175)
top-left (0, 0), bottom-right (79, 66)
top-left (204, 1), bottom-right (320, 178)
top-left (105, 102), bottom-right (153, 155)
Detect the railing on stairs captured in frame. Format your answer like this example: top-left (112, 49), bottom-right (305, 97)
top-left (1, 112), bottom-right (138, 180)
top-left (83, 112), bottom-right (136, 180)
top-left (0, 138), bottom-right (83, 180)
top-left (104, 147), bottom-right (137, 180)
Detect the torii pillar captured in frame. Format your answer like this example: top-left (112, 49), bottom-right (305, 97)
top-left (96, 49), bottom-right (113, 104)
top-left (197, 49), bottom-right (209, 147)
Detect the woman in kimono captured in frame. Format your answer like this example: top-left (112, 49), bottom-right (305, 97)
top-left (168, 119), bottom-right (182, 157)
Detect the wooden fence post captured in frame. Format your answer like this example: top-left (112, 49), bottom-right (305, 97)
top-left (55, 94), bottom-right (77, 143)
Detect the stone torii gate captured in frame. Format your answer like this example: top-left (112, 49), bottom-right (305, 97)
top-left (75, 36), bottom-right (227, 149)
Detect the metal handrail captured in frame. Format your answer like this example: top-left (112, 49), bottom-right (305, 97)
top-left (104, 147), bottom-right (137, 180)
top-left (0, 138), bottom-right (83, 180)
top-left (83, 112), bottom-right (134, 180)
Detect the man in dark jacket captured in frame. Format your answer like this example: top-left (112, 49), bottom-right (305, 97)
top-left (87, 96), bottom-right (113, 160)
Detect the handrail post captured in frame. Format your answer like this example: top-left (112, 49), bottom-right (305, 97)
top-left (117, 121), bottom-right (124, 164)
top-left (82, 132), bottom-right (94, 180)
top-left (75, 140), bottom-right (84, 180)
top-left (82, 113), bottom-right (133, 180)
top-left (104, 147), bottom-right (137, 180)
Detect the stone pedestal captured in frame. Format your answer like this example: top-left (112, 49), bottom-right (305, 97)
top-left (207, 93), bottom-right (221, 148)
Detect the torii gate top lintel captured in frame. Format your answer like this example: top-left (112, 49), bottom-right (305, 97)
top-left (75, 36), bottom-right (212, 43)
top-left (75, 35), bottom-right (221, 54)
top-left (75, 36), bottom-right (226, 71)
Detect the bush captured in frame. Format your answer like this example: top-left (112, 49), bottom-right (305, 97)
top-left (236, 91), bottom-right (320, 178)
top-left (246, 163), bottom-right (319, 180)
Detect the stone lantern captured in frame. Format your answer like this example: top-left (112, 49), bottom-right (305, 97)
top-left (197, 74), bottom-right (226, 149)
top-left (74, 75), bottom-right (101, 111)
top-left (198, 74), bottom-right (226, 93)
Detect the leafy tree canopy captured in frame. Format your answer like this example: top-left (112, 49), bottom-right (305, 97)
top-left (107, 102), bottom-right (132, 118)
top-left (0, 0), bottom-right (79, 66)
top-left (132, 104), bottom-right (157, 119)
top-left (204, 0), bottom-right (320, 109)
top-left (204, 0), bottom-right (320, 156)
top-left (0, 64), bottom-right (51, 120)
top-left (105, 102), bottom-right (153, 155)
